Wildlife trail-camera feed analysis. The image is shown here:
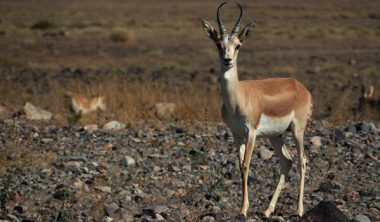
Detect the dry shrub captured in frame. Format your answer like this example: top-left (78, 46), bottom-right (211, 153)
top-left (110, 29), bottom-right (134, 43)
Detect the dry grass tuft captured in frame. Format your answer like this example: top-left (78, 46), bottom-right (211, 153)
top-left (110, 29), bottom-right (134, 43)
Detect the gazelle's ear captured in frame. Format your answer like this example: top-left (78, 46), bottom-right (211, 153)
top-left (238, 22), bottom-right (255, 42)
top-left (201, 19), bottom-right (218, 42)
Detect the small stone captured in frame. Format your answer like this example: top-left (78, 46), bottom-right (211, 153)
top-left (347, 125), bottom-right (357, 134)
top-left (103, 216), bottom-right (113, 222)
top-left (42, 138), bottom-right (53, 143)
top-left (154, 205), bottom-right (169, 214)
top-left (104, 203), bottom-right (120, 217)
top-left (131, 137), bottom-right (141, 143)
top-left (258, 147), bottom-right (274, 160)
top-left (73, 179), bottom-right (85, 190)
top-left (84, 124), bottom-right (98, 132)
top-left (202, 215), bottom-right (216, 222)
top-left (121, 155), bottom-right (136, 167)
top-left (88, 161), bottom-right (99, 171)
top-left (352, 214), bottom-right (371, 222)
top-left (177, 141), bottom-right (185, 146)
top-left (168, 163), bottom-right (180, 172)
top-left (171, 179), bottom-right (186, 187)
top-left (310, 136), bottom-right (322, 148)
top-left (95, 186), bottom-right (112, 193)
top-left (23, 102), bottom-right (52, 121)
top-left (67, 155), bottom-right (87, 162)
top-left (103, 121), bottom-right (126, 131)
top-left (183, 164), bottom-right (192, 171)
top-left (155, 214), bottom-right (165, 220)
top-left (318, 181), bottom-right (341, 193)
top-left (334, 128), bottom-right (345, 141)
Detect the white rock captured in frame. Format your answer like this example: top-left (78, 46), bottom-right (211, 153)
top-left (310, 136), bottom-right (322, 148)
top-left (103, 216), bottom-right (113, 222)
top-left (155, 102), bottom-right (176, 119)
top-left (23, 102), bottom-right (52, 121)
top-left (84, 124), bottom-right (98, 132)
top-left (155, 214), bottom-right (165, 220)
top-left (95, 186), bottom-right (112, 193)
top-left (258, 147), bottom-right (274, 160)
top-left (121, 155), bottom-right (136, 167)
top-left (202, 216), bottom-right (216, 222)
top-left (103, 121), bottom-right (126, 131)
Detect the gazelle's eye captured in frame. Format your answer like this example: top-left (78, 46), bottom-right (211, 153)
top-left (236, 45), bottom-right (241, 50)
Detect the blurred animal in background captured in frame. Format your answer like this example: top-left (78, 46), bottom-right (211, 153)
top-left (358, 84), bottom-right (379, 110)
top-left (65, 92), bottom-right (106, 114)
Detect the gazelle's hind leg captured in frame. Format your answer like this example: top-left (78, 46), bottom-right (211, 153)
top-left (264, 135), bottom-right (293, 217)
top-left (291, 118), bottom-right (308, 216)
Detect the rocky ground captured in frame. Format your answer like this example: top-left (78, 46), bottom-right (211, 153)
top-left (0, 119), bottom-right (379, 222)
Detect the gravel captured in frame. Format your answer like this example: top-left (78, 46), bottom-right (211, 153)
top-left (0, 120), bottom-right (379, 221)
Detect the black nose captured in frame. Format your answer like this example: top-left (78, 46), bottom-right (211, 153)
top-left (224, 58), bottom-right (232, 62)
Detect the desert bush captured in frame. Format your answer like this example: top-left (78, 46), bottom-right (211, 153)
top-left (110, 29), bottom-right (134, 42)
top-left (31, 20), bottom-right (56, 30)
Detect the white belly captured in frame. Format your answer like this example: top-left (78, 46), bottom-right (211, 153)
top-left (256, 112), bottom-right (294, 138)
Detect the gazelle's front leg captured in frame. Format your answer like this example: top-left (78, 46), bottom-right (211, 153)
top-left (239, 128), bottom-right (257, 217)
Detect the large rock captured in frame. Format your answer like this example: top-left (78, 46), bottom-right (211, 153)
top-left (23, 102), bottom-right (52, 120)
top-left (155, 102), bottom-right (176, 119)
top-left (300, 201), bottom-right (350, 222)
top-left (352, 214), bottom-right (371, 222)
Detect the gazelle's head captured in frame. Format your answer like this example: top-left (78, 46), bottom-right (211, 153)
top-left (202, 2), bottom-right (255, 68)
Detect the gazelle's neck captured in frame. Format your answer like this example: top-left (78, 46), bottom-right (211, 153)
top-left (221, 61), bottom-right (240, 110)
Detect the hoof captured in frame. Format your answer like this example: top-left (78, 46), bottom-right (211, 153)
top-left (296, 208), bottom-right (304, 217)
top-left (235, 214), bottom-right (247, 221)
top-left (263, 209), bottom-right (272, 218)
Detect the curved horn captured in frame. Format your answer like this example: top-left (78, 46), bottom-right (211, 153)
top-left (217, 2), bottom-right (227, 36)
top-left (231, 2), bottom-right (243, 35)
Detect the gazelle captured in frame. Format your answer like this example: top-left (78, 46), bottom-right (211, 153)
top-left (65, 92), bottom-right (106, 114)
top-left (201, 2), bottom-right (312, 218)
